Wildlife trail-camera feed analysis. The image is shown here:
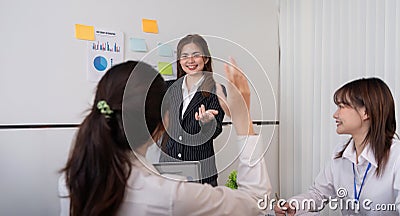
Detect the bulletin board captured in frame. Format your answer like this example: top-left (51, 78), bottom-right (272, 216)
top-left (0, 0), bottom-right (279, 124)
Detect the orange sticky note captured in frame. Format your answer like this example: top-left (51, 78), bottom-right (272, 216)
top-left (142, 19), bottom-right (159, 34)
top-left (75, 24), bottom-right (95, 40)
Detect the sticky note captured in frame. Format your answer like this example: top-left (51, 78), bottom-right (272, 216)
top-left (142, 19), bottom-right (159, 34)
top-left (158, 62), bottom-right (173, 75)
top-left (75, 24), bottom-right (95, 40)
top-left (158, 43), bottom-right (173, 57)
top-left (130, 38), bottom-right (147, 52)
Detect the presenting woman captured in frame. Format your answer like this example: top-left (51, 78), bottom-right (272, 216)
top-left (160, 34), bottom-right (226, 186)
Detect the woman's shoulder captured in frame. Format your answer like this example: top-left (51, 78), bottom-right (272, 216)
top-left (166, 80), bottom-right (175, 88)
top-left (390, 137), bottom-right (400, 154)
top-left (58, 173), bottom-right (69, 196)
top-left (388, 138), bottom-right (400, 169)
top-left (215, 83), bottom-right (227, 97)
top-left (331, 138), bottom-right (351, 159)
top-left (166, 79), bottom-right (182, 89)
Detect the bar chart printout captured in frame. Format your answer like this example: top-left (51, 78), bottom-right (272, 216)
top-left (87, 29), bottom-right (124, 82)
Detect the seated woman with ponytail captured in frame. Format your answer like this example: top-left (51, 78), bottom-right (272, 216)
top-left (58, 59), bottom-right (271, 216)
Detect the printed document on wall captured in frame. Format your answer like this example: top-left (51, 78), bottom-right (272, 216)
top-left (87, 29), bottom-right (124, 82)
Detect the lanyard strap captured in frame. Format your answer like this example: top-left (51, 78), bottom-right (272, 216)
top-left (352, 162), bottom-right (371, 201)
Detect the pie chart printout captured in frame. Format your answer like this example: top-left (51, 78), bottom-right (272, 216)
top-left (93, 56), bottom-right (107, 71)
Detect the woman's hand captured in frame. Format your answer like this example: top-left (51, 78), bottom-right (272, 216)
top-left (223, 57), bottom-right (254, 135)
top-left (195, 104), bottom-right (218, 124)
top-left (274, 202), bottom-right (296, 216)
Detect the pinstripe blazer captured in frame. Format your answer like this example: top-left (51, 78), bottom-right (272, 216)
top-left (160, 77), bottom-right (225, 184)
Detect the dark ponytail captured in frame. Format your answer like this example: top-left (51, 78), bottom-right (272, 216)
top-left (61, 61), bottom-right (167, 216)
top-left (64, 109), bottom-right (131, 216)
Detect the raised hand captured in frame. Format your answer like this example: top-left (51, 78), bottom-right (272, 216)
top-left (223, 57), bottom-right (254, 135)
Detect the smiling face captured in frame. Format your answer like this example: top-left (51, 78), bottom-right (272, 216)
top-left (333, 103), bottom-right (369, 137)
top-left (178, 43), bottom-right (209, 76)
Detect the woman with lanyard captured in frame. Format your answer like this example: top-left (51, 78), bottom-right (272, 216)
top-left (275, 77), bottom-right (400, 215)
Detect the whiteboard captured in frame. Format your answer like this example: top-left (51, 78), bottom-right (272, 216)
top-left (0, 0), bottom-right (279, 124)
top-left (0, 128), bottom-right (76, 215)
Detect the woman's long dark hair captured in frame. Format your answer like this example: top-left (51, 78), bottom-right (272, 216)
top-left (176, 34), bottom-right (216, 97)
top-left (61, 61), bottom-right (167, 215)
top-left (334, 77), bottom-right (396, 176)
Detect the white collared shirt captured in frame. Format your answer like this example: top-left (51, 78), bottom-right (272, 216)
top-left (58, 135), bottom-right (272, 216)
top-left (290, 138), bottom-right (400, 215)
top-left (181, 75), bottom-right (204, 118)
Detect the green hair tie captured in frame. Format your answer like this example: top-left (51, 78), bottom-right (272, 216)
top-left (97, 100), bottom-right (113, 118)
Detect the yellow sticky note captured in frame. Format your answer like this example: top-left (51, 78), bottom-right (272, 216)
top-left (142, 19), bottom-right (159, 34)
top-left (158, 62), bottom-right (173, 75)
top-left (75, 24), bottom-right (95, 40)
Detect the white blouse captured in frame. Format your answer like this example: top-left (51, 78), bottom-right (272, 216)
top-left (181, 75), bottom-right (204, 118)
top-left (59, 135), bottom-right (272, 216)
top-left (289, 138), bottom-right (400, 215)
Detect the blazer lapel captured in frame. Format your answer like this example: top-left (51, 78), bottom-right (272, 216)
top-left (182, 91), bottom-right (206, 120)
top-left (166, 78), bottom-right (184, 120)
